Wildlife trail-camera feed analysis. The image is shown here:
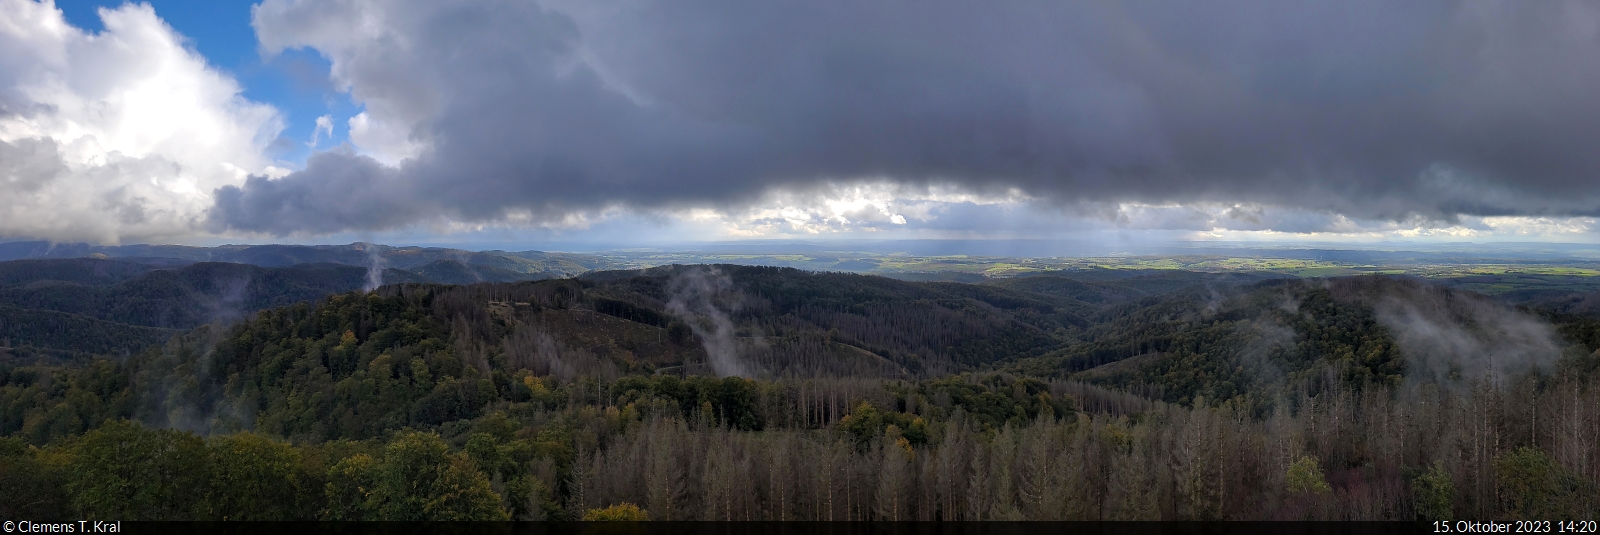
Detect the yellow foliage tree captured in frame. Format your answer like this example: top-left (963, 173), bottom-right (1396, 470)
top-left (584, 502), bottom-right (650, 521)
top-left (1286, 456), bottom-right (1331, 495)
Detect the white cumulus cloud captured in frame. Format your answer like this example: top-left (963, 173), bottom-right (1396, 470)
top-left (346, 111), bottom-right (420, 165)
top-left (0, 0), bottom-right (282, 244)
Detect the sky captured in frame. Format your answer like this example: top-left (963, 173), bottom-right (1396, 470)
top-left (4, 0), bottom-right (1600, 252)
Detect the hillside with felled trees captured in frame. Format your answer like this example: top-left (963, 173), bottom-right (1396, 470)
top-left (3, 265), bottom-right (1599, 520)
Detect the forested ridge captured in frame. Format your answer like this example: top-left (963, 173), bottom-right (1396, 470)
top-left (2, 264), bottom-right (1599, 520)
top-left (0, 256), bottom-right (580, 357)
top-left (0, 241), bottom-right (612, 277)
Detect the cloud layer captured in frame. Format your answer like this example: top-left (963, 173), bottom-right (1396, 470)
top-left (0, 0), bottom-right (283, 244)
top-left (5, 1), bottom-right (1600, 244)
top-left (204, 0), bottom-right (1600, 239)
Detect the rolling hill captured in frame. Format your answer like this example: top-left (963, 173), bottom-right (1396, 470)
top-left (0, 241), bottom-right (622, 279)
top-left (4, 263), bottom-right (1600, 521)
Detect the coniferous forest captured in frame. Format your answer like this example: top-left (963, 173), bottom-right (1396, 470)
top-left (3, 263), bottom-right (1599, 521)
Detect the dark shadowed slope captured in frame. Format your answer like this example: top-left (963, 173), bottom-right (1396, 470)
top-left (0, 259), bottom-right (428, 354)
top-left (1014, 275), bottom-right (1584, 412)
top-left (0, 241), bottom-right (619, 279)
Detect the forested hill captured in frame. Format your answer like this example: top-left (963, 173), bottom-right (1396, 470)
top-left (0, 259), bottom-right (423, 356)
top-left (0, 241), bottom-right (615, 278)
top-left (0, 254), bottom-right (596, 357)
top-left (1, 263), bottom-right (1290, 443)
top-left (1015, 275), bottom-right (1600, 412)
top-left (578, 264), bottom-right (1101, 374)
top-left (0, 264), bottom-right (1125, 442)
top-left (4, 265), bottom-right (1600, 520)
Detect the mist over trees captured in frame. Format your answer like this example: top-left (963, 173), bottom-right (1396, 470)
top-left (2, 265), bottom-right (1599, 520)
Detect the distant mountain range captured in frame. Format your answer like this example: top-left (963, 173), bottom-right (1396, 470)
top-left (0, 241), bottom-right (629, 280)
top-left (0, 243), bottom-right (628, 357)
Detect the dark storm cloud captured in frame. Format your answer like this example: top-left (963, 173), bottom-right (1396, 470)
top-left (209, 148), bottom-right (417, 234)
top-left (213, 0), bottom-right (1600, 235)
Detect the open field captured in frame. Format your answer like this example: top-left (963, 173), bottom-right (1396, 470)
top-left (590, 250), bottom-right (1600, 297)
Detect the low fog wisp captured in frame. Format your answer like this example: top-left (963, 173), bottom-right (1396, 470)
top-left (665, 266), bottom-right (752, 378)
top-left (1328, 278), bottom-right (1566, 386)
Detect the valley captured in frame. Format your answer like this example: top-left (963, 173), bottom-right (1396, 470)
top-left (3, 250), bottom-right (1600, 520)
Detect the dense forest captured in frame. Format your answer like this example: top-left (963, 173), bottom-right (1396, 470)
top-left (0, 241), bottom-right (611, 277)
top-left (0, 255), bottom-right (597, 357)
top-left (2, 264), bottom-right (1598, 520)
